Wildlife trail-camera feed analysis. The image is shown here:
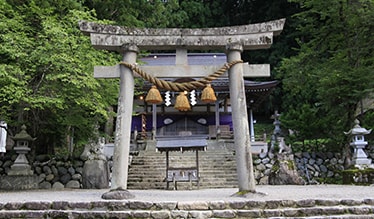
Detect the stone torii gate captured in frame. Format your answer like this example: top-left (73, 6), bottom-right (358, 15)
top-left (79, 19), bottom-right (285, 198)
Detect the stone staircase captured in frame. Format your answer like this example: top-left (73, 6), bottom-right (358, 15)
top-left (1, 198), bottom-right (374, 218)
top-left (127, 148), bottom-right (238, 190)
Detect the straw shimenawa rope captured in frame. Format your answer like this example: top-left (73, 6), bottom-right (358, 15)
top-left (120, 60), bottom-right (243, 92)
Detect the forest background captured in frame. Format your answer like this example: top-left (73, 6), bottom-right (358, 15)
top-left (0, 0), bottom-right (373, 157)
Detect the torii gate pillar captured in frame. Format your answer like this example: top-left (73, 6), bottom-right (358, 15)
top-left (111, 44), bottom-right (138, 190)
top-left (227, 44), bottom-right (255, 191)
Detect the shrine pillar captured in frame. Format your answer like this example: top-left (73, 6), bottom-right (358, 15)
top-left (226, 44), bottom-right (255, 192)
top-left (111, 44), bottom-right (138, 190)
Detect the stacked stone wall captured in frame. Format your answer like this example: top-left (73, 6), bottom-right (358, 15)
top-left (0, 151), bottom-right (348, 189)
top-left (0, 154), bottom-right (84, 189)
top-left (252, 152), bottom-right (345, 185)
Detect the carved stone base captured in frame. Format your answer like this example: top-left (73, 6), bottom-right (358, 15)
top-left (101, 188), bottom-right (135, 200)
top-left (354, 158), bottom-right (372, 165)
top-left (0, 175), bottom-right (38, 190)
top-left (8, 164), bottom-right (34, 176)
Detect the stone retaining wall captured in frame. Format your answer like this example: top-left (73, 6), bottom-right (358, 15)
top-left (0, 154), bottom-right (84, 189)
top-left (251, 151), bottom-right (344, 185)
top-left (0, 151), bottom-right (346, 189)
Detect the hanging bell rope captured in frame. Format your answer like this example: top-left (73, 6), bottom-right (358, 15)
top-left (120, 60), bottom-right (243, 92)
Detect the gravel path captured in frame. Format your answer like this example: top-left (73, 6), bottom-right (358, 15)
top-left (1, 185), bottom-right (374, 203)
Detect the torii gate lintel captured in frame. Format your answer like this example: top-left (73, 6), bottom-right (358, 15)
top-left (79, 19), bottom-right (285, 51)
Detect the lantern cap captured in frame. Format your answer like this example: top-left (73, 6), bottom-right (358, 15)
top-left (344, 119), bottom-right (372, 135)
top-left (12, 125), bottom-right (36, 141)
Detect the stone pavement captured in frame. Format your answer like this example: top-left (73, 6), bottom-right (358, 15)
top-left (1, 184), bottom-right (374, 203)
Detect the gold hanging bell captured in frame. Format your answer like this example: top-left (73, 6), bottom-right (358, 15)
top-left (201, 84), bottom-right (217, 103)
top-left (145, 85), bottom-right (163, 104)
top-left (174, 91), bottom-right (191, 111)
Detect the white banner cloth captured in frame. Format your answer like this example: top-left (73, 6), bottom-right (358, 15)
top-left (0, 121), bottom-right (7, 153)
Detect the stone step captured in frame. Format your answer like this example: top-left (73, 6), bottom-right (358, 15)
top-left (165, 152), bottom-right (234, 155)
top-left (136, 173), bottom-right (236, 177)
top-left (127, 174), bottom-right (238, 181)
top-left (131, 160), bottom-right (235, 165)
top-left (131, 156), bottom-right (237, 162)
top-left (131, 165), bottom-right (236, 168)
top-left (127, 179), bottom-right (239, 190)
top-left (128, 176), bottom-right (238, 182)
top-left (129, 166), bottom-right (237, 171)
top-left (1, 200), bottom-right (373, 218)
top-left (140, 150), bottom-right (235, 154)
top-left (129, 162), bottom-right (236, 171)
top-left (130, 162), bottom-right (236, 166)
top-left (129, 162), bottom-right (236, 170)
top-left (129, 163), bottom-right (237, 168)
top-left (128, 148), bottom-right (239, 189)
top-left (2, 211), bottom-right (374, 219)
top-left (127, 177), bottom-right (236, 183)
top-left (128, 172), bottom-right (238, 177)
top-left (134, 155), bottom-right (234, 159)
top-left (134, 155), bottom-right (236, 160)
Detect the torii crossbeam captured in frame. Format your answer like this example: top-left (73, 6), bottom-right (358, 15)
top-left (79, 19), bottom-right (285, 199)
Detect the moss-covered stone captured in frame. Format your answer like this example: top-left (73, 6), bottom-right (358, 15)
top-left (342, 168), bottom-right (374, 185)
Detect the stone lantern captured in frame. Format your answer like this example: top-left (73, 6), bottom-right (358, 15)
top-left (344, 119), bottom-right (372, 166)
top-left (8, 124), bottom-right (36, 176)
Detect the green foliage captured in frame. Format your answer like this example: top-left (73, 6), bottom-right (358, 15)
top-left (6, 0), bottom-right (369, 157)
top-left (0, 0), bottom-right (120, 154)
top-left (84, 0), bottom-right (182, 28)
top-left (253, 122), bottom-right (273, 139)
top-left (290, 138), bottom-right (334, 153)
top-left (287, 160), bottom-right (295, 170)
top-left (342, 168), bottom-right (374, 185)
top-left (84, 0), bottom-right (231, 29)
top-left (318, 174), bottom-right (343, 184)
top-left (278, 0), bottom-right (374, 151)
top-left (2, 0), bottom-right (251, 156)
top-left (359, 109), bottom-right (374, 142)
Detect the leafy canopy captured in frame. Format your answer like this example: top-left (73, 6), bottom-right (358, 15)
top-left (278, 0), bottom-right (374, 150)
top-left (0, 0), bottom-right (120, 154)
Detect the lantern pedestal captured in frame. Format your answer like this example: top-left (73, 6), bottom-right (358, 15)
top-left (8, 146), bottom-right (33, 176)
top-left (0, 125), bottom-right (38, 190)
top-left (0, 175), bottom-right (38, 190)
top-left (352, 143), bottom-right (372, 165)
